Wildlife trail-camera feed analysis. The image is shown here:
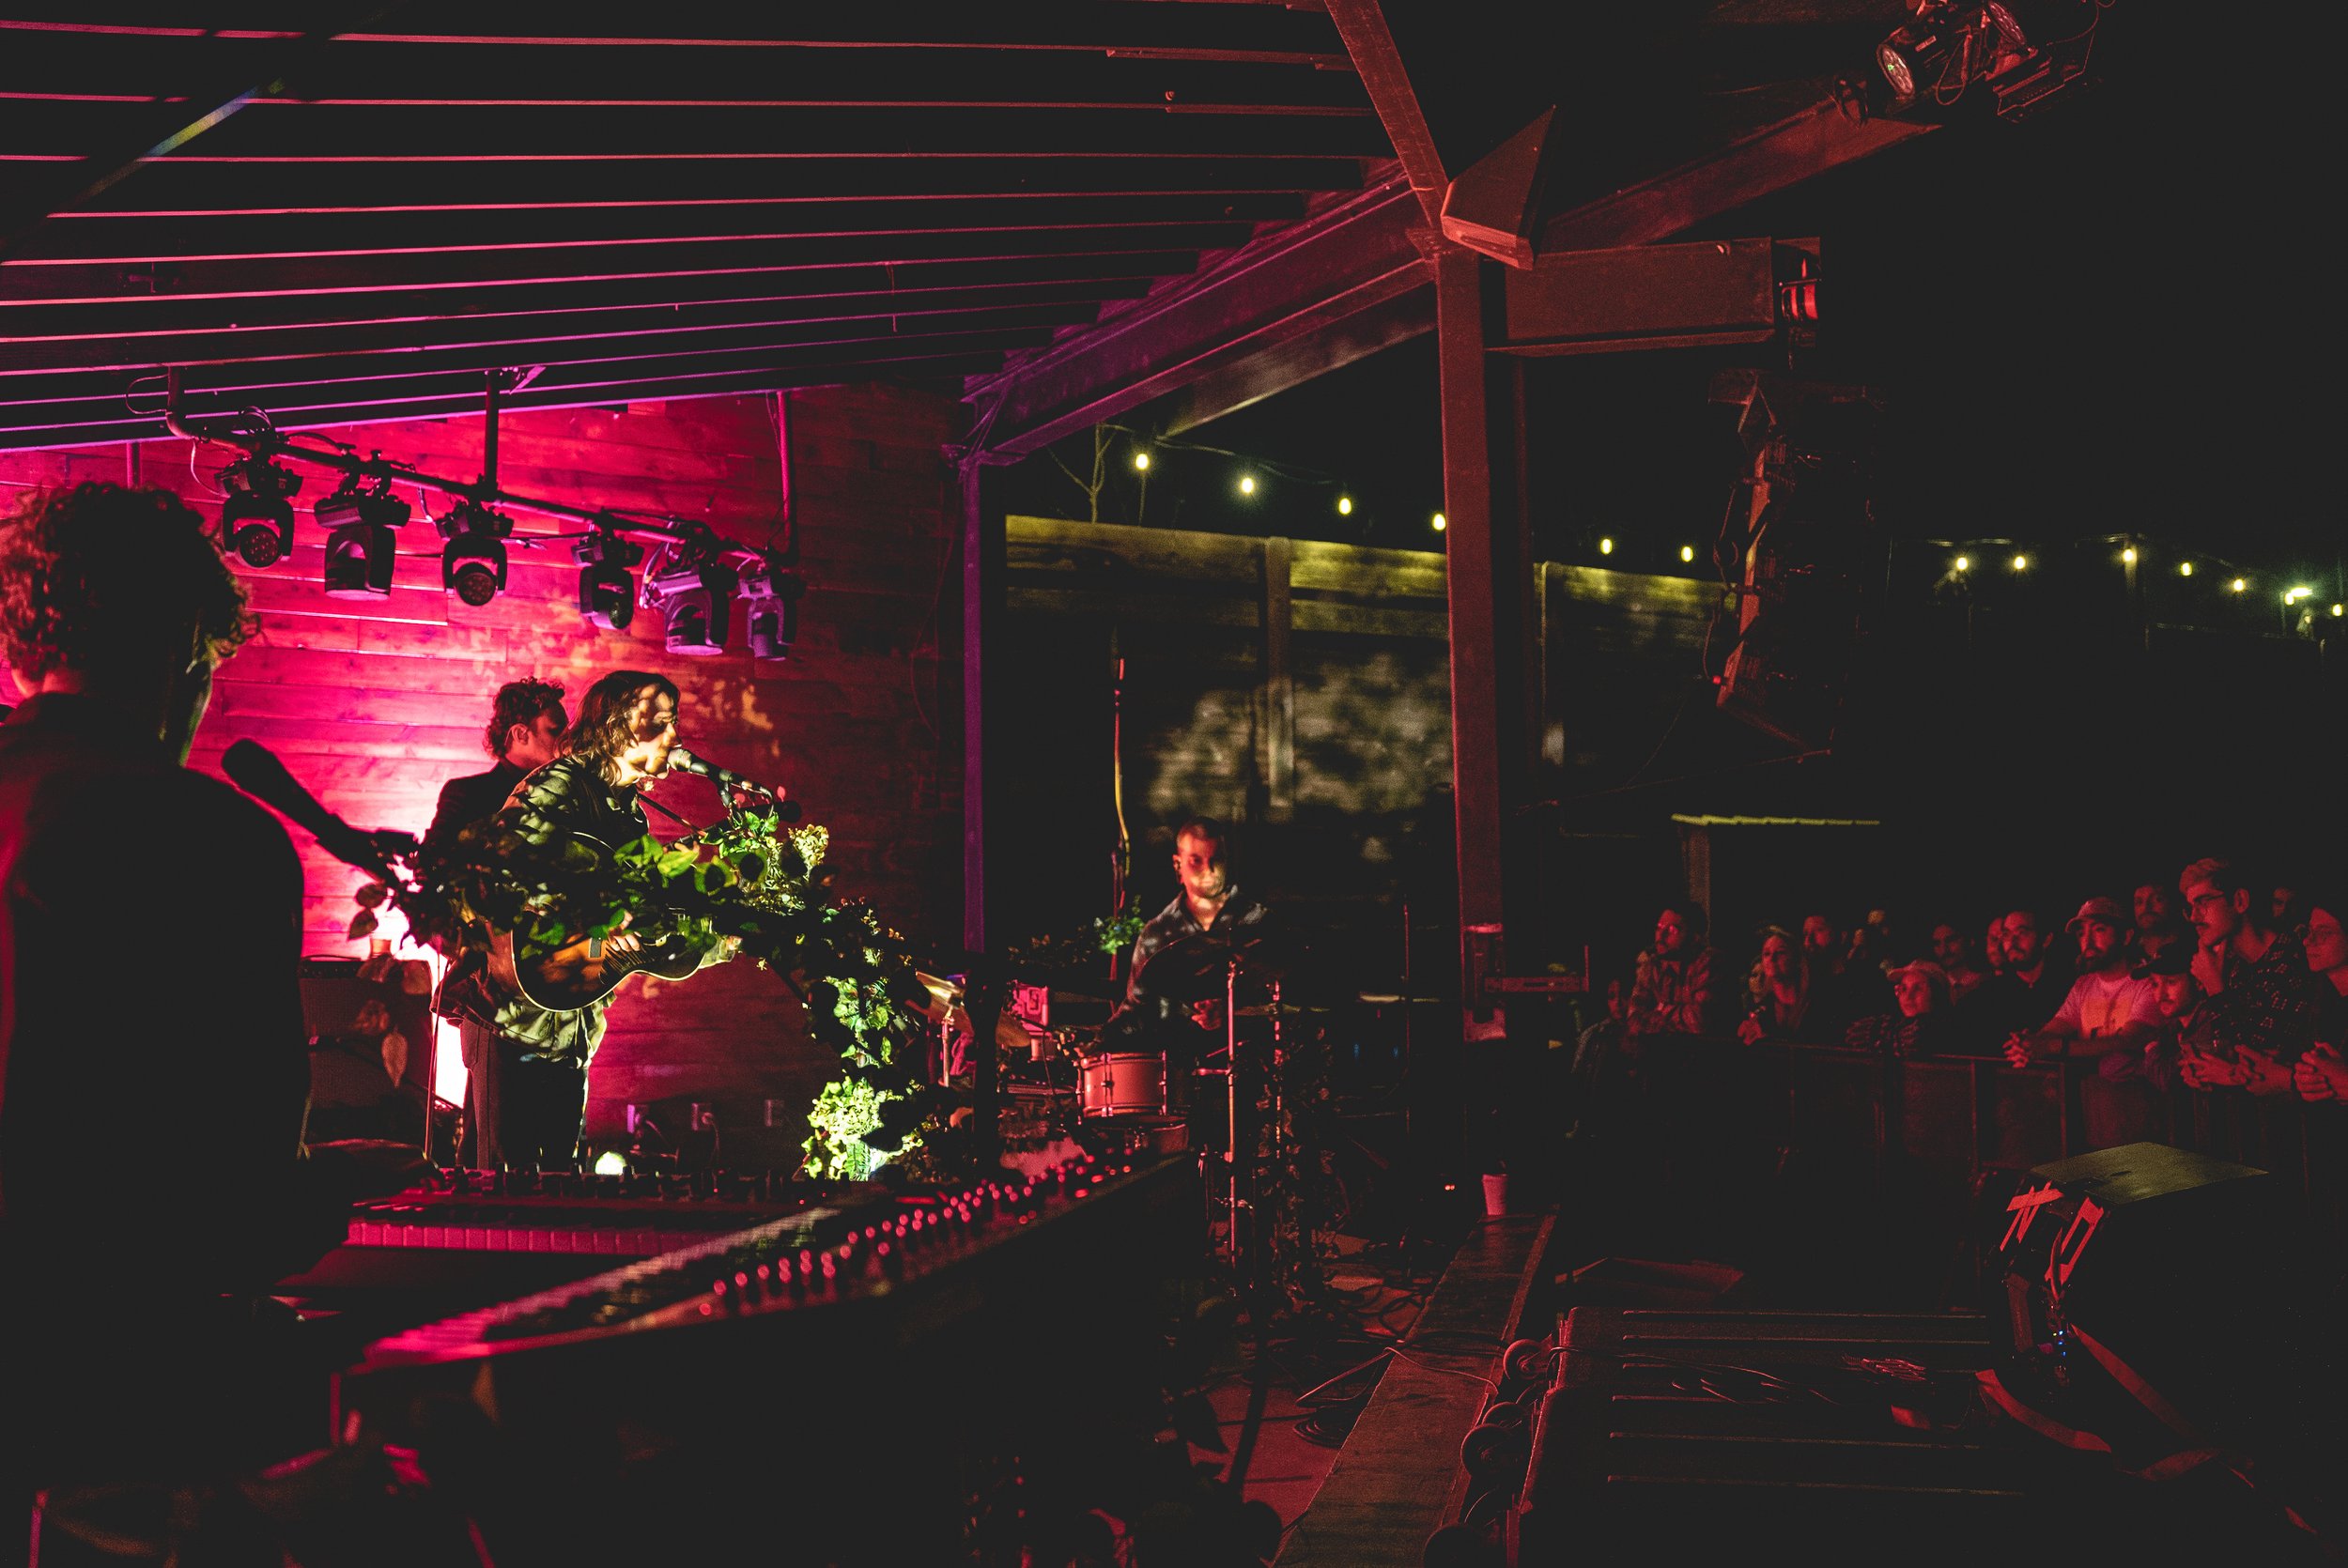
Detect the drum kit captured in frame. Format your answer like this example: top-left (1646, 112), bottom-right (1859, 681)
top-left (910, 925), bottom-right (1311, 1284)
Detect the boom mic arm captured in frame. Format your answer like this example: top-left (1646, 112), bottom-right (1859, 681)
top-left (222, 738), bottom-right (417, 878)
top-left (667, 746), bottom-right (800, 821)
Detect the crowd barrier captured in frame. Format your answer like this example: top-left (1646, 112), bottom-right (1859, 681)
top-left (1606, 1036), bottom-right (2348, 1263)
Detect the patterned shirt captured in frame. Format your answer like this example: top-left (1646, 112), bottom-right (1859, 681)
top-left (438, 755), bottom-right (650, 1062)
top-left (2206, 930), bottom-right (2326, 1063)
top-left (1121, 885), bottom-right (1271, 1019)
top-left (1626, 945), bottom-right (1727, 1037)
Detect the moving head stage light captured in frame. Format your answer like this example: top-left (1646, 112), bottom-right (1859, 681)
top-left (641, 542), bottom-right (738, 655)
top-left (436, 499), bottom-right (514, 607)
top-left (576, 531), bottom-right (643, 631)
top-left (217, 454), bottom-right (302, 569)
top-left (739, 553), bottom-right (805, 661)
top-left (316, 476), bottom-right (412, 600)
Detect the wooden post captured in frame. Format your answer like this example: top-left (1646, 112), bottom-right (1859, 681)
top-left (960, 459), bottom-right (1003, 957)
top-left (1435, 246), bottom-right (1522, 1036)
top-left (1261, 535), bottom-right (1294, 822)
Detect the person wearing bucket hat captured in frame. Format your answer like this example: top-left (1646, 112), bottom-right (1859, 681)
top-left (1842, 958), bottom-right (1956, 1058)
top-left (2003, 896), bottom-right (2160, 1069)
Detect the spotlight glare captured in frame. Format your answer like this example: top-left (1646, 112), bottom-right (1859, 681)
top-left (1599, 536), bottom-right (1614, 556)
top-left (1132, 451), bottom-right (1151, 472)
top-left (2011, 554), bottom-right (2028, 572)
top-left (2179, 561), bottom-right (2194, 577)
top-left (2230, 577), bottom-right (2248, 593)
top-left (2333, 604), bottom-right (2344, 619)
top-left (1430, 512), bottom-right (1446, 532)
top-left (1237, 473), bottom-right (1256, 497)
top-left (1679, 545), bottom-right (1696, 564)
top-left (1953, 555), bottom-right (1970, 573)
top-left (1336, 495), bottom-right (1352, 516)
top-left (2121, 546), bottom-right (2137, 563)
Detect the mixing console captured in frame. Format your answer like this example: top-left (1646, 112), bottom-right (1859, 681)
top-left (329, 1152), bottom-right (1197, 1565)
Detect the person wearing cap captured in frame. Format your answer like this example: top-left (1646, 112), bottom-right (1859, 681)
top-left (2139, 942), bottom-right (2239, 1093)
top-left (1843, 958), bottom-right (1956, 1058)
top-left (2180, 856), bottom-right (2325, 1088)
top-left (2004, 897), bottom-right (2161, 1068)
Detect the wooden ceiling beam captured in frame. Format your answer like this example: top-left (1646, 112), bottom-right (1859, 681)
top-left (0, 277), bottom-right (1155, 377)
top-left (0, 101), bottom-right (1389, 162)
top-left (5, 191), bottom-right (1306, 265)
top-left (1321, 0), bottom-right (1448, 226)
top-left (0, 355), bottom-right (1010, 453)
top-left (0, 221), bottom-right (1261, 304)
top-left (0, 253), bottom-right (1189, 345)
top-left (66, 154), bottom-right (1366, 213)
top-left (0, 305), bottom-right (1101, 407)
top-left (963, 175), bottom-right (1426, 458)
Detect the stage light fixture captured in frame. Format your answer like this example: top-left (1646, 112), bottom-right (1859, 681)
top-left (1599, 537), bottom-right (1614, 556)
top-left (575, 531), bottom-right (643, 631)
top-left (1430, 512), bottom-right (1446, 532)
top-left (1237, 473), bottom-right (1256, 497)
top-left (1336, 495), bottom-right (1352, 516)
top-left (435, 499), bottom-right (513, 607)
top-left (217, 454), bottom-right (302, 569)
top-left (1133, 451), bottom-right (1151, 472)
top-left (315, 476), bottom-right (409, 600)
top-left (642, 543), bottom-right (738, 655)
top-left (1875, 4), bottom-right (1963, 108)
top-left (740, 552), bottom-right (806, 661)
top-left (1680, 545), bottom-right (1696, 563)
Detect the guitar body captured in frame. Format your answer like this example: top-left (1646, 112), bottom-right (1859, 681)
top-left (488, 923), bottom-right (710, 1012)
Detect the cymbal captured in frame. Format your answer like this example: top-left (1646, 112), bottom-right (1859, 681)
top-left (910, 970), bottom-right (961, 1022)
top-left (1135, 926), bottom-right (1300, 1001)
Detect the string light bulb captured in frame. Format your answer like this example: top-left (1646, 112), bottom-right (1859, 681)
top-left (1679, 545), bottom-right (1696, 563)
top-left (2230, 576), bottom-right (2248, 593)
top-left (1336, 495), bottom-right (1352, 515)
top-left (2333, 604), bottom-right (2344, 618)
top-left (1953, 555), bottom-right (1970, 573)
top-left (1132, 450), bottom-right (1151, 472)
top-left (1430, 512), bottom-right (1446, 532)
top-left (2121, 546), bottom-right (2138, 564)
top-left (1236, 473), bottom-right (1256, 497)
top-left (1599, 536), bottom-right (1614, 556)
top-left (2179, 561), bottom-right (2194, 577)
top-left (2011, 554), bottom-right (2029, 572)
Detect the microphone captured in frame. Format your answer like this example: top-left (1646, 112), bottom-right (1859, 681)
top-left (222, 738), bottom-right (413, 876)
top-left (667, 746), bottom-right (800, 821)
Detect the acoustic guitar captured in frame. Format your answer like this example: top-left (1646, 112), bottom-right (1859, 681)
top-left (484, 825), bottom-right (732, 1011)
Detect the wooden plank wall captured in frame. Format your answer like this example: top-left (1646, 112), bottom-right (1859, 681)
top-left (0, 386), bottom-right (962, 1165)
top-left (993, 517), bottom-right (1717, 975)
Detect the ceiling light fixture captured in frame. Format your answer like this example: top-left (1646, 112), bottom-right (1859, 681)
top-left (436, 498), bottom-right (514, 607)
top-left (315, 474), bottom-right (409, 599)
top-left (575, 530), bottom-right (642, 630)
top-left (218, 453), bottom-right (303, 569)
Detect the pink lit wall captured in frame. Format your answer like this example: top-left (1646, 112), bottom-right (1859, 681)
top-left (0, 387), bottom-right (963, 1163)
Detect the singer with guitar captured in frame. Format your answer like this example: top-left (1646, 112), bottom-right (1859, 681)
top-left (436, 669), bottom-right (738, 1167)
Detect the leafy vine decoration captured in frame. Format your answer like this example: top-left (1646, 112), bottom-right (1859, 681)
top-left (353, 800), bottom-right (960, 1179)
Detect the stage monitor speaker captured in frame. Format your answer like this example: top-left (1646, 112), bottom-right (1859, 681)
top-left (1986, 1142), bottom-right (2341, 1496)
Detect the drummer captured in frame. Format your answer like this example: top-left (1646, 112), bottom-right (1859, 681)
top-left (1111, 817), bottom-right (1272, 1077)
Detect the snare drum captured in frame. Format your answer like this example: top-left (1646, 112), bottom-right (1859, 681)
top-left (1076, 1052), bottom-right (1166, 1117)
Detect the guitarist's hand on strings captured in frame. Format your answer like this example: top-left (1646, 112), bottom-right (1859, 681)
top-left (602, 912), bottom-right (644, 956)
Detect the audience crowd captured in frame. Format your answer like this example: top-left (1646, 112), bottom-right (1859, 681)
top-left (1576, 858), bottom-right (2348, 1145)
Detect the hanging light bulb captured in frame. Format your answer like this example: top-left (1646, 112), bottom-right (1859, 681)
top-left (1430, 512), bottom-right (1446, 532)
top-left (1953, 555), bottom-right (1970, 573)
top-left (2179, 561), bottom-right (2194, 577)
top-left (2121, 546), bottom-right (2137, 564)
top-left (1599, 536), bottom-right (1614, 556)
top-left (1236, 473), bottom-right (1256, 497)
top-left (1132, 450), bottom-right (1151, 472)
top-left (1336, 495), bottom-right (1352, 515)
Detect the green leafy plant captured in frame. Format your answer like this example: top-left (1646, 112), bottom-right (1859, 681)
top-left (367, 800), bottom-right (956, 1178)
